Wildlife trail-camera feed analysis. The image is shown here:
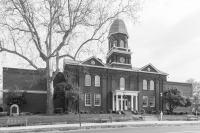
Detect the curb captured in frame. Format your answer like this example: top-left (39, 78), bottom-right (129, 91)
top-left (1, 121), bottom-right (200, 132)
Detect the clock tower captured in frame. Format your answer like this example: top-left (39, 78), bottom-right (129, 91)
top-left (106, 19), bottom-right (132, 69)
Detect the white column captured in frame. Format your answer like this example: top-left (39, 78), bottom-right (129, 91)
top-left (116, 94), bottom-right (118, 111)
top-left (135, 95), bottom-right (138, 111)
top-left (120, 95), bottom-right (123, 111)
top-left (112, 94), bottom-right (115, 111)
top-left (131, 95), bottom-right (133, 111)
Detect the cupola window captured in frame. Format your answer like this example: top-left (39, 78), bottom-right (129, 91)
top-left (113, 40), bottom-right (117, 47)
top-left (120, 40), bottom-right (125, 48)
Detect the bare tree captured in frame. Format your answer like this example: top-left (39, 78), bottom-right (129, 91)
top-left (0, 0), bottom-right (141, 114)
top-left (186, 78), bottom-right (200, 95)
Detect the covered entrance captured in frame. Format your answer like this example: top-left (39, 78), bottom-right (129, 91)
top-left (112, 90), bottom-right (139, 111)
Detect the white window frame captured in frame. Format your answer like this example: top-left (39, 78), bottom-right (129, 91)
top-left (85, 74), bottom-right (91, 86)
top-left (150, 96), bottom-right (155, 107)
top-left (143, 80), bottom-right (147, 90)
top-left (120, 77), bottom-right (125, 90)
top-left (94, 94), bottom-right (101, 106)
top-left (150, 80), bottom-right (154, 90)
top-left (85, 93), bottom-right (91, 106)
top-left (95, 75), bottom-right (100, 87)
top-left (143, 96), bottom-right (148, 107)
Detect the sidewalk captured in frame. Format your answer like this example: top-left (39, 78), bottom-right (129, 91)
top-left (1, 121), bottom-right (200, 131)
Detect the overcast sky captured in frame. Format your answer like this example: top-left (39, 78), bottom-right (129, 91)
top-left (127, 0), bottom-right (200, 82)
top-left (0, 0), bottom-right (200, 83)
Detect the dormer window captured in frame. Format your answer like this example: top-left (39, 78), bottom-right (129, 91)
top-left (120, 40), bottom-right (125, 48)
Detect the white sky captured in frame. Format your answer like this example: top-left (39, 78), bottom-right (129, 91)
top-left (0, 0), bottom-right (200, 83)
top-left (127, 0), bottom-right (200, 82)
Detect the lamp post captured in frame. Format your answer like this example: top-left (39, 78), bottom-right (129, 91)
top-left (160, 92), bottom-right (163, 121)
top-left (78, 88), bottom-right (81, 128)
top-left (160, 92), bottom-right (163, 112)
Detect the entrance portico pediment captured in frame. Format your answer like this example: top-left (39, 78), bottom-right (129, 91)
top-left (112, 90), bottom-right (139, 96)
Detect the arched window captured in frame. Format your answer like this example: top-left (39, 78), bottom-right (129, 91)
top-left (150, 80), bottom-right (154, 90)
top-left (95, 75), bottom-right (100, 87)
top-left (143, 80), bottom-right (147, 90)
top-left (85, 74), bottom-right (91, 86)
top-left (113, 40), bottom-right (117, 47)
top-left (120, 77), bottom-right (125, 90)
top-left (109, 42), bottom-right (112, 49)
top-left (120, 40), bottom-right (125, 48)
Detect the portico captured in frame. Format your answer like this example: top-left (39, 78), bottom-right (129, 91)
top-left (112, 90), bottom-right (139, 111)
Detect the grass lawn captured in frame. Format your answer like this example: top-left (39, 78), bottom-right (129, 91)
top-left (0, 113), bottom-right (138, 127)
top-left (162, 114), bottom-right (192, 121)
top-left (0, 113), bottom-right (192, 127)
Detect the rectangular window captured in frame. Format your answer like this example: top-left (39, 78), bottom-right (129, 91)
top-left (85, 93), bottom-right (91, 106)
top-left (143, 96), bottom-right (148, 107)
top-left (94, 94), bottom-right (101, 106)
top-left (150, 97), bottom-right (155, 107)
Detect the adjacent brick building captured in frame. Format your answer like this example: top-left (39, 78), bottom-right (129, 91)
top-left (1, 19), bottom-right (192, 113)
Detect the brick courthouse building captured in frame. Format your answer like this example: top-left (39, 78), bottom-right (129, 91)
top-left (1, 19), bottom-right (192, 113)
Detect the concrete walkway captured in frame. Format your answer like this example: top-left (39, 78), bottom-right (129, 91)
top-left (1, 121), bottom-right (200, 131)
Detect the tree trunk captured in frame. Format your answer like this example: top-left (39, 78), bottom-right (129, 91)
top-left (46, 59), bottom-right (54, 114)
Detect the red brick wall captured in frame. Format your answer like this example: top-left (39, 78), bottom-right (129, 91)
top-left (73, 65), bottom-right (167, 113)
top-left (3, 93), bottom-right (46, 113)
top-left (165, 81), bottom-right (192, 112)
top-left (2, 67), bottom-right (64, 113)
top-left (3, 68), bottom-right (46, 91)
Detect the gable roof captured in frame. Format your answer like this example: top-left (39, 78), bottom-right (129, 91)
top-left (63, 59), bottom-right (168, 76)
top-left (79, 56), bottom-right (106, 67)
top-left (139, 63), bottom-right (168, 75)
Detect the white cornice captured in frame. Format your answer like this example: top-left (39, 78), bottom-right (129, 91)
top-left (110, 62), bottom-right (132, 66)
top-left (106, 49), bottom-right (133, 59)
top-left (79, 64), bottom-right (106, 69)
top-left (64, 61), bottom-right (168, 76)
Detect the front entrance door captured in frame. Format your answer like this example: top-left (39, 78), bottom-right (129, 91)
top-left (118, 99), bottom-right (128, 111)
top-left (124, 99), bottom-right (128, 110)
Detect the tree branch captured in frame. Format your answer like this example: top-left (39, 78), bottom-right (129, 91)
top-left (0, 44), bottom-right (38, 69)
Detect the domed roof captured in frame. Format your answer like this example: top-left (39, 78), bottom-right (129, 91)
top-left (108, 19), bottom-right (129, 38)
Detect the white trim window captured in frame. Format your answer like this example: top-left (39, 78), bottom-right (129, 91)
top-left (150, 96), bottom-right (155, 107)
top-left (143, 80), bottom-right (147, 90)
top-left (150, 80), bottom-right (154, 90)
top-left (94, 94), bottom-right (101, 106)
top-left (120, 77), bottom-right (125, 90)
top-left (143, 96), bottom-right (148, 107)
top-left (85, 74), bottom-right (91, 86)
top-left (95, 75), bottom-right (100, 87)
top-left (85, 93), bottom-right (91, 106)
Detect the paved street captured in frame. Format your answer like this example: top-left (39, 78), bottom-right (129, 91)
top-left (42, 125), bottom-right (200, 133)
